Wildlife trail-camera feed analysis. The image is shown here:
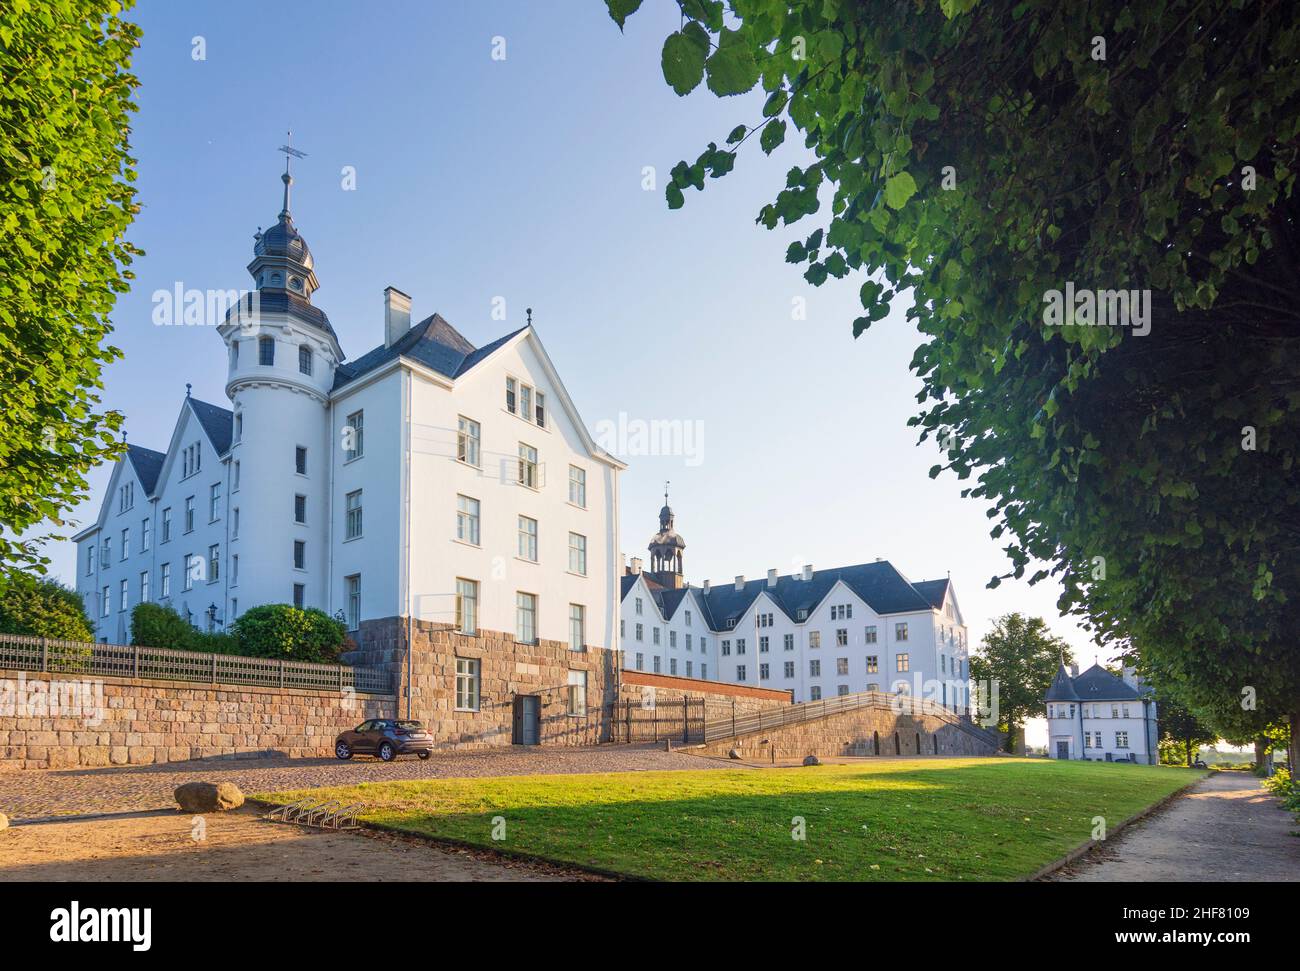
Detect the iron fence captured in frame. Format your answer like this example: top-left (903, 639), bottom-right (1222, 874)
top-left (612, 697), bottom-right (706, 744)
top-left (0, 632), bottom-right (393, 695)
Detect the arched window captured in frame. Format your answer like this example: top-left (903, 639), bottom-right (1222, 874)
top-left (893, 732), bottom-right (901, 755)
top-left (873, 730), bottom-right (880, 756)
top-left (298, 345), bottom-right (312, 376)
top-left (259, 336), bottom-right (275, 366)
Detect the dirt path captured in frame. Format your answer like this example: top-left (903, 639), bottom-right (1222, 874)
top-left (0, 807), bottom-right (603, 882)
top-left (1054, 770), bottom-right (1300, 881)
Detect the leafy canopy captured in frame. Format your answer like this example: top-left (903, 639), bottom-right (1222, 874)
top-left (609, 0), bottom-right (1300, 727)
top-left (968, 613), bottom-right (1071, 750)
top-left (0, 0), bottom-right (142, 577)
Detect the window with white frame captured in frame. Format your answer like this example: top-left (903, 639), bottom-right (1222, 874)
top-left (209, 482), bottom-right (221, 522)
top-left (670, 657), bottom-right (677, 675)
top-left (736, 638), bottom-right (746, 654)
top-left (457, 416), bottom-right (480, 467)
top-left (456, 578), bottom-right (478, 635)
top-left (810, 686), bottom-right (822, 701)
top-left (183, 554), bottom-right (194, 591)
top-left (231, 554), bottom-right (238, 584)
top-left (836, 657), bottom-right (849, 676)
top-left (258, 336), bottom-right (274, 365)
top-left (635, 623), bottom-right (643, 642)
top-left (736, 665), bottom-right (746, 682)
top-left (569, 603), bottom-right (585, 651)
top-left (120, 527), bottom-right (129, 559)
top-left (866, 655), bottom-right (879, 673)
top-left (836, 628), bottom-right (848, 647)
top-left (809, 630), bottom-right (821, 649)
top-left (100, 537), bottom-right (110, 568)
top-left (784, 661), bottom-right (795, 678)
top-left (1115, 732), bottom-right (1129, 748)
top-left (344, 411), bottom-right (364, 461)
top-left (809, 659), bottom-right (821, 677)
top-left (652, 626), bottom-right (660, 645)
top-left (293, 540), bottom-right (305, 570)
top-left (295, 445), bottom-right (308, 475)
top-left (568, 465), bottom-right (586, 507)
top-left (896, 653), bottom-right (910, 672)
top-left (759, 663), bottom-right (769, 680)
top-left (669, 631), bottom-right (677, 648)
top-left (293, 583), bottom-right (305, 608)
top-left (140, 570), bottom-right (150, 603)
top-left (345, 490), bottom-right (363, 540)
top-left (721, 640), bottom-right (730, 656)
top-left (141, 518), bottom-right (151, 552)
top-left (207, 544), bottom-right (220, 582)
top-left (517, 516), bottom-right (538, 561)
top-left (160, 562), bottom-right (171, 598)
top-left (567, 670), bottom-right (587, 716)
top-left (895, 622), bottom-right (909, 641)
top-left (635, 652), bottom-right (644, 670)
top-left (517, 443), bottom-right (538, 488)
top-left (516, 592), bottom-right (537, 644)
top-left (568, 532), bottom-right (587, 575)
top-left (455, 658), bottom-right (480, 711)
top-left (865, 625), bottom-right (877, 643)
top-left (184, 497), bottom-right (195, 533)
top-left (119, 578), bottom-right (128, 612)
top-left (345, 574), bottom-right (361, 629)
top-left (119, 482), bottom-right (133, 512)
top-left (161, 508), bottom-right (171, 543)
top-left (506, 376), bottom-right (517, 413)
top-left (298, 344), bottom-right (312, 375)
top-left (457, 495), bottom-right (480, 545)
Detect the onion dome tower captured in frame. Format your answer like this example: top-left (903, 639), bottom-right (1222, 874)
top-left (648, 482), bottom-right (686, 589)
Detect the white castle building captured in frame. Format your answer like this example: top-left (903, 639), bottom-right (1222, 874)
top-left (618, 495), bottom-right (973, 710)
top-left (1044, 663), bottom-right (1159, 764)
top-left (73, 163), bottom-right (625, 655)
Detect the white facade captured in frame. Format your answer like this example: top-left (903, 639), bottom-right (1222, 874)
top-left (1044, 664), bottom-right (1159, 764)
top-left (73, 185), bottom-right (623, 651)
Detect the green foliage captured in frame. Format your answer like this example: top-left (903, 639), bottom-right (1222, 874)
top-left (0, 0), bottom-right (143, 576)
top-left (228, 604), bottom-right (346, 664)
top-left (1154, 689), bottom-right (1218, 767)
top-left (608, 0), bottom-right (1300, 737)
top-left (968, 613), bottom-right (1071, 751)
top-left (0, 571), bottom-right (93, 640)
top-left (130, 602), bottom-right (195, 650)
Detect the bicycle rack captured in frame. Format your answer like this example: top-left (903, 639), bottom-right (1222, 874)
top-left (263, 799), bottom-right (365, 831)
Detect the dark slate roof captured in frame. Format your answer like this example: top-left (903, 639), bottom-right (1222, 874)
top-left (914, 578), bottom-right (950, 610)
top-left (1072, 664), bottom-right (1143, 701)
top-left (125, 444), bottom-right (166, 495)
top-left (254, 215), bottom-right (313, 266)
top-left (188, 397), bottom-right (234, 455)
top-left (223, 288), bottom-right (336, 339)
top-left (698, 561), bottom-right (935, 630)
top-left (332, 315), bottom-right (526, 390)
top-left (1044, 664), bottom-right (1080, 702)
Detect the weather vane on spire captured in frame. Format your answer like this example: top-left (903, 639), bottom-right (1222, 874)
top-left (277, 130), bottom-right (308, 218)
top-left (664, 480), bottom-right (670, 504)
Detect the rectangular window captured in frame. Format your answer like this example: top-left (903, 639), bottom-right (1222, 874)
top-left (896, 653), bottom-right (910, 672)
top-left (838, 684), bottom-right (850, 697)
top-left (686, 660), bottom-right (693, 678)
top-left (345, 490), bottom-right (363, 539)
top-left (568, 465), bottom-right (586, 507)
top-left (295, 446), bottom-right (307, 475)
top-left (670, 658), bottom-right (678, 676)
top-left (701, 664), bottom-right (707, 679)
top-left (535, 391), bottom-right (546, 427)
top-left (635, 598), bottom-right (643, 615)
top-left (784, 661), bottom-right (795, 678)
top-left (160, 562), bottom-right (171, 598)
top-left (293, 540), bottom-right (305, 570)
top-left (184, 497), bottom-right (195, 533)
top-left (455, 578), bottom-right (479, 635)
top-left (810, 686), bottom-right (822, 701)
top-left (119, 578), bottom-right (128, 612)
top-left (298, 344), bottom-right (313, 375)
top-left (345, 411), bottom-right (364, 461)
top-left (457, 416), bottom-right (481, 467)
top-left (520, 385), bottom-right (532, 425)
top-left (652, 626), bottom-right (660, 645)
top-left (141, 518), bottom-right (151, 552)
top-left (456, 495), bottom-right (480, 545)
top-left (85, 545), bottom-right (93, 576)
top-left (866, 655), bottom-right (879, 674)
top-left (635, 623), bottom-right (643, 642)
top-left (516, 592), bottom-right (537, 644)
top-left (101, 585), bottom-right (109, 617)
top-left (569, 603), bottom-right (585, 651)
top-left (232, 507), bottom-right (240, 539)
top-left (653, 655), bottom-right (661, 673)
top-left (456, 658), bottom-right (481, 711)
top-left (161, 508), bottom-right (173, 542)
top-left (635, 652), bottom-right (644, 671)
top-left (100, 537), bottom-right (110, 568)
top-left (345, 574), bottom-right (361, 629)
top-left (759, 663), bottom-right (770, 681)
top-left (836, 628), bottom-right (848, 647)
top-left (568, 532), bottom-right (587, 575)
top-left (685, 610), bottom-right (693, 627)
top-left (736, 638), bottom-right (746, 655)
top-left (759, 636), bottom-right (769, 653)
top-left (736, 665), bottom-right (746, 682)
top-left (231, 553), bottom-right (238, 584)
top-left (121, 527), bottom-right (129, 560)
top-left (809, 630), bottom-right (821, 649)
top-left (518, 443), bottom-right (538, 488)
top-left (686, 634), bottom-right (692, 651)
top-left (140, 570), bottom-right (150, 603)
top-left (294, 494), bottom-right (307, 524)
top-left (183, 554), bottom-right (194, 591)
top-left (517, 515), bottom-right (538, 561)
top-left (293, 582), bottom-right (305, 608)
top-left (721, 640), bottom-right (730, 656)
top-left (259, 336), bottom-right (275, 365)
top-left (209, 482), bottom-right (221, 522)
top-left (233, 459), bottom-right (241, 490)
top-left (567, 670), bottom-right (587, 716)
top-left (506, 376), bottom-right (517, 413)
top-left (784, 633), bottom-right (794, 651)
top-left (207, 544), bottom-right (220, 582)
top-left (668, 630), bottom-right (676, 648)
top-left (234, 415), bottom-right (242, 445)
top-left (836, 657), bottom-right (849, 676)
top-left (895, 622), bottom-right (909, 641)
top-left (865, 625), bottom-right (877, 643)
top-left (1116, 732), bottom-right (1129, 749)
top-left (810, 659), bottom-right (821, 677)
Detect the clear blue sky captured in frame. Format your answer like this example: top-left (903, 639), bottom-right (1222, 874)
top-left (51, 1), bottom-right (1111, 720)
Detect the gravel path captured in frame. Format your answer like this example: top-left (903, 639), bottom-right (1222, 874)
top-left (1053, 770), bottom-right (1300, 881)
top-left (0, 745), bottom-right (720, 819)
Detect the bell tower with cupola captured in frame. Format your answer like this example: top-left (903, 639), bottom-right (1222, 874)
top-left (647, 483), bottom-right (686, 589)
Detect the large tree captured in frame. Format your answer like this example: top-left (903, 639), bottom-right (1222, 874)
top-left (1153, 689), bottom-right (1218, 767)
top-left (0, 0), bottom-right (142, 578)
top-left (968, 613), bottom-right (1072, 753)
top-left (608, 0), bottom-right (1300, 743)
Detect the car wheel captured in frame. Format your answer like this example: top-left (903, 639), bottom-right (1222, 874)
top-left (335, 741), bottom-right (352, 760)
top-left (378, 741), bottom-right (396, 762)
top-left (418, 751), bottom-right (430, 761)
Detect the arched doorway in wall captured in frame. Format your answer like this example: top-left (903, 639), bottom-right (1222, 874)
top-left (873, 730), bottom-right (880, 756)
top-left (893, 731), bottom-right (900, 755)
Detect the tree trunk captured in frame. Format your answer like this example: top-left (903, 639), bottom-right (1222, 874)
top-left (1185, 736), bottom-right (1193, 767)
top-left (1253, 737), bottom-right (1267, 772)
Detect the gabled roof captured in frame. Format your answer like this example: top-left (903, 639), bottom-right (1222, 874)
top-left (1045, 663), bottom-right (1144, 702)
top-left (913, 578), bottom-right (950, 610)
top-left (332, 313), bottom-right (526, 390)
top-left (125, 444), bottom-right (166, 495)
top-left (187, 397), bottom-right (234, 455)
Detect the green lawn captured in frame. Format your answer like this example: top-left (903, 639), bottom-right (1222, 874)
top-left (256, 758), bottom-right (1204, 881)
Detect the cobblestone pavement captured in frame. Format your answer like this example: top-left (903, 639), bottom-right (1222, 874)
top-left (0, 745), bottom-right (725, 819)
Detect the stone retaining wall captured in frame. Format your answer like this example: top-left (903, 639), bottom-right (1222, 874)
top-left (697, 702), bottom-right (999, 761)
top-left (0, 669), bottom-right (391, 770)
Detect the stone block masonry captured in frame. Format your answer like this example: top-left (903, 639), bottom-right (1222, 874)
top-left (0, 670), bottom-right (390, 770)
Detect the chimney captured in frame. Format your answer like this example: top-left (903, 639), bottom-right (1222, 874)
top-left (630, 557), bottom-right (642, 575)
top-left (702, 580), bottom-right (710, 594)
top-left (621, 552), bottom-right (627, 572)
top-left (767, 569), bottom-right (778, 587)
top-left (384, 287), bottom-right (412, 348)
top-left (734, 575), bottom-right (745, 592)
top-left (801, 563), bottom-right (813, 581)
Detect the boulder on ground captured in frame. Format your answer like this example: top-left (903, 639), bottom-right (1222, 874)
top-left (803, 755), bottom-right (821, 766)
top-left (174, 781), bottom-right (244, 812)
top-left (0, 812), bottom-right (8, 832)
top-left (728, 748), bottom-right (743, 760)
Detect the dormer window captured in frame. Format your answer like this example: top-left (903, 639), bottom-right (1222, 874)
top-left (290, 276), bottom-right (303, 291)
top-left (270, 272), bottom-right (282, 287)
top-left (259, 336), bottom-right (275, 366)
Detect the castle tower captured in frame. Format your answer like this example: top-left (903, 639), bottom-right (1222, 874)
top-left (647, 483), bottom-right (686, 589)
top-left (216, 147), bottom-right (343, 613)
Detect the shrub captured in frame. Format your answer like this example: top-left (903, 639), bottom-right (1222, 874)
top-left (228, 604), bottom-right (345, 663)
top-left (130, 602), bottom-right (196, 650)
top-left (189, 630), bottom-right (240, 655)
top-left (0, 573), bottom-right (94, 641)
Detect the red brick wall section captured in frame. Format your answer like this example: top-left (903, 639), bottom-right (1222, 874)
top-left (0, 669), bottom-right (391, 770)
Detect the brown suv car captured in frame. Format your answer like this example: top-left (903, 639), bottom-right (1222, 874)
top-left (335, 720), bottom-right (433, 762)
